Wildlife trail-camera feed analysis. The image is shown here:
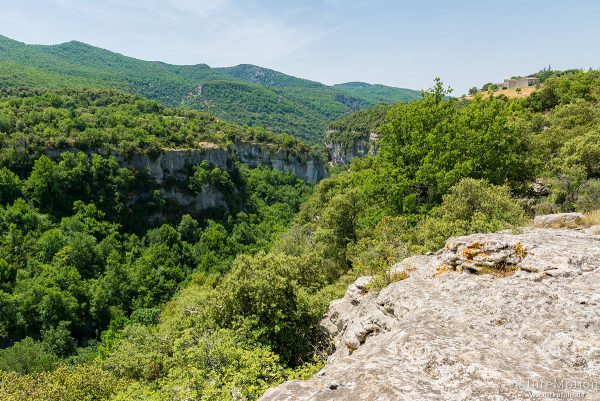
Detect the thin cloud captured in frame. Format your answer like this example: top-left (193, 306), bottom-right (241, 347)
top-left (40, 0), bottom-right (326, 65)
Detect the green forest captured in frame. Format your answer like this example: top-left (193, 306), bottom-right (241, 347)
top-left (0, 35), bottom-right (419, 144)
top-left (0, 67), bottom-right (599, 400)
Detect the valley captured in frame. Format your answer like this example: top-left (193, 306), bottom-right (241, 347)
top-left (0, 24), bottom-right (599, 401)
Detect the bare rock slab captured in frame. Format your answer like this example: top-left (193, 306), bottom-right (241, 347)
top-left (261, 228), bottom-right (600, 401)
top-left (533, 212), bottom-right (584, 228)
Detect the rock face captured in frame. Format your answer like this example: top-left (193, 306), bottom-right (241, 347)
top-left (47, 141), bottom-right (328, 184)
top-left (46, 141), bottom-right (328, 218)
top-left (231, 142), bottom-right (328, 183)
top-left (124, 143), bottom-right (329, 184)
top-left (533, 212), bottom-right (585, 228)
top-left (261, 227), bottom-right (600, 401)
top-left (325, 131), bottom-right (377, 166)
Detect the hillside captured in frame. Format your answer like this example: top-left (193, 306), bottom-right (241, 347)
top-left (0, 35), bottom-right (420, 144)
top-left (0, 70), bottom-right (599, 401)
top-left (0, 87), bottom-right (320, 373)
top-left (465, 85), bottom-right (539, 100)
top-left (334, 81), bottom-right (422, 104)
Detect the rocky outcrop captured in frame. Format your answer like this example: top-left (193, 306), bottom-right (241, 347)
top-left (261, 227), bottom-right (600, 400)
top-left (46, 141), bottom-right (327, 217)
top-left (125, 142), bottom-right (327, 184)
top-left (47, 141), bottom-right (327, 184)
top-left (324, 131), bottom-right (377, 166)
top-left (533, 212), bottom-right (585, 228)
top-left (231, 142), bottom-right (327, 183)
top-left (122, 146), bottom-right (231, 184)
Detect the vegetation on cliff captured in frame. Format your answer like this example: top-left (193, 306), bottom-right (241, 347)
top-left (0, 88), bottom-right (316, 169)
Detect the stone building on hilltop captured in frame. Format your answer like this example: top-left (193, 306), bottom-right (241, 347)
top-left (500, 76), bottom-right (540, 89)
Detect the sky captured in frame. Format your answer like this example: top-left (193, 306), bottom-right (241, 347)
top-left (1, 0), bottom-right (600, 94)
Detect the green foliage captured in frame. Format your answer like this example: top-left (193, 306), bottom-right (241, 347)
top-left (524, 72), bottom-right (600, 213)
top-left (378, 79), bottom-right (532, 213)
top-left (409, 178), bottom-right (527, 252)
top-left (0, 338), bottom-right (58, 374)
top-left (188, 160), bottom-right (233, 192)
top-left (0, 168), bottom-right (22, 204)
top-left (332, 82), bottom-right (421, 104)
top-left (0, 151), bottom-right (311, 372)
top-left (0, 36), bottom-right (419, 144)
top-left (0, 89), bottom-right (315, 172)
top-left (574, 180), bottom-right (600, 212)
top-left (525, 70), bottom-right (600, 112)
top-left (216, 252), bottom-right (330, 365)
top-left (0, 364), bottom-right (128, 401)
top-left (41, 321), bottom-right (77, 357)
top-left (325, 103), bottom-right (391, 147)
top-left (2, 70), bottom-right (600, 401)
top-left (481, 82), bottom-right (498, 91)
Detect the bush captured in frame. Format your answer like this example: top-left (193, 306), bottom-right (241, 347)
top-left (411, 178), bottom-right (526, 252)
top-left (0, 338), bottom-right (58, 374)
top-left (348, 216), bottom-right (412, 289)
top-left (0, 364), bottom-right (128, 401)
top-left (575, 179), bottom-right (600, 212)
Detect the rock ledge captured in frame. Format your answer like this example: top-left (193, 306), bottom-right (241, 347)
top-left (261, 227), bottom-right (600, 401)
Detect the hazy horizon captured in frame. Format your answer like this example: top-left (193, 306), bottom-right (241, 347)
top-left (2, 0), bottom-right (599, 94)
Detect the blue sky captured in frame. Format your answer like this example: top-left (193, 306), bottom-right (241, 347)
top-left (1, 0), bottom-right (599, 94)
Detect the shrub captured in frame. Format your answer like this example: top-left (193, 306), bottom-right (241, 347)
top-left (575, 179), bottom-right (600, 212)
top-left (0, 364), bottom-right (128, 401)
top-left (411, 178), bottom-right (527, 252)
top-left (0, 338), bottom-right (58, 374)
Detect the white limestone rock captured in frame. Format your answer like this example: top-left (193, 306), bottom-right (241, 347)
top-left (261, 228), bottom-right (600, 401)
top-left (533, 212), bottom-right (584, 228)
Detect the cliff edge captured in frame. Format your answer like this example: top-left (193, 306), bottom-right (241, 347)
top-left (261, 225), bottom-right (600, 400)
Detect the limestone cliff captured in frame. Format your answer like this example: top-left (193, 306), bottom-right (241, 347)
top-left (323, 102), bottom-right (390, 166)
top-left (122, 141), bottom-right (327, 184)
top-left (47, 141), bottom-right (328, 218)
top-left (324, 130), bottom-right (377, 166)
top-left (230, 142), bottom-right (327, 183)
top-left (261, 225), bottom-right (600, 400)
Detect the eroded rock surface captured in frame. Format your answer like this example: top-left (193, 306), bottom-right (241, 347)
top-left (261, 228), bottom-right (600, 401)
top-left (533, 212), bottom-right (584, 228)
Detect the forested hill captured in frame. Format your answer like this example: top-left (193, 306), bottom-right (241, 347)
top-left (333, 82), bottom-right (422, 104)
top-left (0, 35), bottom-right (420, 144)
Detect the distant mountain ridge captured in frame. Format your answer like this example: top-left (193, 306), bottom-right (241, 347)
top-left (0, 35), bottom-right (420, 143)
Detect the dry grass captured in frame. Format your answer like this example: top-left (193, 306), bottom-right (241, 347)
top-left (513, 242), bottom-right (527, 258)
top-left (583, 210), bottom-right (600, 227)
top-left (464, 86), bottom-right (538, 100)
top-left (476, 263), bottom-right (518, 278)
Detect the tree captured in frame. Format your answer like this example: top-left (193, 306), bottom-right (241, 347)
top-left (24, 156), bottom-right (64, 214)
top-left (41, 321), bottom-right (77, 357)
top-left (412, 178), bottom-right (527, 251)
top-left (378, 80), bottom-right (532, 214)
top-left (0, 167), bottom-right (22, 205)
top-left (0, 337), bottom-right (58, 374)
